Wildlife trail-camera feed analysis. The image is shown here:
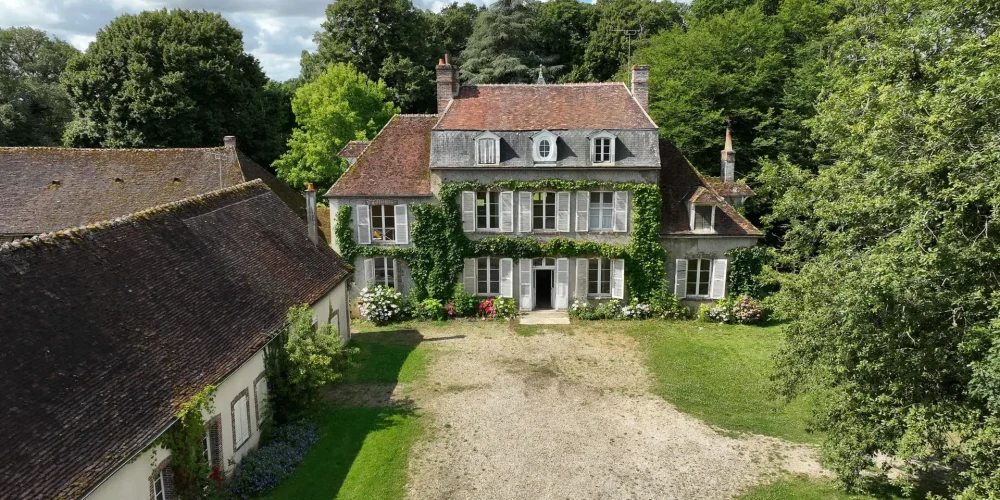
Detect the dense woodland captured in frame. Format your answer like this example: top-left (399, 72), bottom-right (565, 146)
top-left (2, 0), bottom-right (1000, 497)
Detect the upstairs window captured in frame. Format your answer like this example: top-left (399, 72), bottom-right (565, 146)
top-left (476, 132), bottom-right (500, 165)
top-left (532, 192), bottom-right (556, 230)
top-left (691, 205), bottom-right (715, 232)
top-left (686, 258), bottom-right (711, 297)
top-left (476, 191), bottom-right (500, 230)
top-left (588, 192), bottom-right (614, 230)
top-left (591, 132), bottom-right (615, 164)
top-left (370, 204), bottom-right (396, 242)
top-left (532, 130), bottom-right (557, 162)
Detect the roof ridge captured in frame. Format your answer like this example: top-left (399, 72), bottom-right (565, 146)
top-left (397, 113), bottom-right (439, 117)
top-left (1, 179), bottom-right (269, 254)
top-left (463, 82), bottom-right (624, 87)
top-left (0, 146), bottom-right (227, 153)
top-left (325, 115), bottom-right (402, 195)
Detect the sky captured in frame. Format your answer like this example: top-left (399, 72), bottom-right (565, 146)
top-left (0, 0), bottom-right (489, 81)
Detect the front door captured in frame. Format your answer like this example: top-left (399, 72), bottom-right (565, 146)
top-left (534, 269), bottom-right (553, 310)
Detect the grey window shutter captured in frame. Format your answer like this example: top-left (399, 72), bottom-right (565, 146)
top-left (394, 204), bottom-right (409, 244)
top-left (208, 416), bottom-right (222, 469)
top-left (519, 259), bottom-right (533, 310)
top-left (576, 191), bottom-right (590, 232)
top-left (709, 258), bottom-right (728, 299)
top-left (556, 191), bottom-right (571, 232)
top-left (392, 259), bottom-right (399, 289)
top-left (356, 204), bottom-right (371, 244)
top-left (500, 191), bottom-right (514, 233)
top-left (462, 191), bottom-right (475, 232)
top-left (363, 258), bottom-right (375, 284)
top-left (611, 259), bottom-right (625, 299)
top-left (555, 258), bottom-right (570, 309)
top-left (613, 191), bottom-right (628, 232)
top-left (674, 259), bottom-right (688, 298)
top-left (500, 258), bottom-right (514, 297)
top-left (463, 258), bottom-right (476, 294)
top-left (518, 191), bottom-right (532, 233)
top-left (576, 258), bottom-right (589, 300)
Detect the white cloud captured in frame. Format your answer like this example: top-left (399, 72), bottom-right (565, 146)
top-left (67, 34), bottom-right (95, 50)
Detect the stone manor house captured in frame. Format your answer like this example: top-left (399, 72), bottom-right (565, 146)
top-left (327, 59), bottom-right (760, 310)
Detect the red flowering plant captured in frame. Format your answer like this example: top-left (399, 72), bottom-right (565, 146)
top-left (478, 298), bottom-right (497, 319)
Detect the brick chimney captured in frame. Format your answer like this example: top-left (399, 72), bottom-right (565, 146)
top-left (436, 54), bottom-right (459, 115)
top-left (630, 65), bottom-right (649, 113)
top-left (305, 183), bottom-right (319, 246)
top-left (721, 125), bottom-right (736, 183)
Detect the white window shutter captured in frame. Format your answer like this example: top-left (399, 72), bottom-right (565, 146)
top-left (709, 258), bottom-right (728, 299)
top-left (356, 205), bottom-right (371, 244)
top-left (556, 191), bottom-right (571, 232)
top-left (674, 259), bottom-right (688, 298)
top-left (576, 191), bottom-right (589, 232)
top-left (462, 191), bottom-right (475, 232)
top-left (555, 258), bottom-right (569, 309)
top-left (463, 258), bottom-right (476, 294)
top-left (363, 258), bottom-right (375, 284)
top-left (500, 191), bottom-right (514, 233)
top-left (392, 259), bottom-right (399, 289)
top-left (611, 259), bottom-right (625, 299)
top-left (394, 204), bottom-right (409, 244)
top-left (500, 258), bottom-right (514, 297)
top-left (518, 191), bottom-right (532, 233)
top-left (519, 259), bottom-right (532, 311)
top-left (613, 191), bottom-right (628, 232)
top-left (576, 258), bottom-right (589, 300)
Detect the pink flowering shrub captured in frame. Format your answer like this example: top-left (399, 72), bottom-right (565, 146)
top-left (702, 295), bottom-right (765, 325)
top-left (477, 297), bottom-right (517, 320)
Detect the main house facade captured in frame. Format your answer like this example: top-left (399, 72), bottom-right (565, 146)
top-left (326, 59), bottom-right (760, 310)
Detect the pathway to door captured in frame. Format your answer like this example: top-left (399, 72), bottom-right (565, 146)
top-left (399, 322), bottom-right (825, 500)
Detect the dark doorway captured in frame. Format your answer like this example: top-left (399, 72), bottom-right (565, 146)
top-left (535, 270), bottom-right (553, 310)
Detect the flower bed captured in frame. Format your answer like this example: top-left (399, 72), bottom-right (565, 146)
top-left (226, 421), bottom-right (320, 499)
top-left (359, 285), bottom-right (403, 325)
top-left (699, 295), bottom-right (765, 325)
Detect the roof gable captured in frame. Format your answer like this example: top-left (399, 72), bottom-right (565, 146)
top-left (326, 114), bottom-right (436, 197)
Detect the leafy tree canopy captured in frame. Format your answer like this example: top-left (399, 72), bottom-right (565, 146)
top-left (532, 0), bottom-right (594, 82)
top-left (0, 27), bottom-right (78, 146)
top-left (572, 0), bottom-right (681, 82)
top-left (459, 0), bottom-right (559, 84)
top-left (273, 63), bottom-right (397, 193)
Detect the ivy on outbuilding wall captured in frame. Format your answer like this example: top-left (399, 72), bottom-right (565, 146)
top-left (155, 385), bottom-right (216, 499)
top-left (334, 180), bottom-right (666, 302)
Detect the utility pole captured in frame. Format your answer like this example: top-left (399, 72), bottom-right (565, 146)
top-left (614, 28), bottom-right (643, 66)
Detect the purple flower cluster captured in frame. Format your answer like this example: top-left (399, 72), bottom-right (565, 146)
top-left (226, 421), bottom-right (320, 499)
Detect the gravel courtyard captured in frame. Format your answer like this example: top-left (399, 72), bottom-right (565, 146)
top-left (343, 322), bottom-right (826, 500)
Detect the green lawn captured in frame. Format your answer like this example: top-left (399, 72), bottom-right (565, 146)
top-left (737, 475), bottom-right (901, 500)
top-left (624, 320), bottom-right (821, 444)
top-left (263, 329), bottom-right (427, 500)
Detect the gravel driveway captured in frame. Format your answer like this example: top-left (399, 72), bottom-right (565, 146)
top-left (374, 322), bottom-right (825, 500)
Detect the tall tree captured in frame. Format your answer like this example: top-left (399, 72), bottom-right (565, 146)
top-left (273, 63), bottom-right (397, 193)
top-left (426, 2), bottom-right (482, 64)
top-left (459, 0), bottom-right (558, 84)
top-left (0, 27), bottom-right (78, 146)
top-left (61, 10), bottom-right (273, 162)
top-left (774, 0), bottom-right (1000, 496)
top-left (533, 0), bottom-right (594, 82)
top-left (573, 0), bottom-right (681, 82)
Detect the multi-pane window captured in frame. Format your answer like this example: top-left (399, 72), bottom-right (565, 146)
top-left (478, 138), bottom-right (497, 164)
top-left (533, 192), bottom-right (556, 230)
top-left (374, 257), bottom-right (396, 287)
top-left (476, 191), bottom-right (500, 229)
top-left (202, 430), bottom-right (213, 466)
top-left (588, 258), bottom-right (612, 296)
top-left (686, 259), bottom-right (711, 297)
top-left (533, 257), bottom-right (556, 267)
top-left (693, 205), bottom-right (714, 232)
top-left (370, 205), bottom-right (396, 241)
top-left (477, 257), bottom-right (500, 295)
top-left (593, 137), bottom-right (612, 163)
top-left (153, 471), bottom-right (166, 500)
top-left (538, 139), bottom-right (551, 159)
top-left (589, 192), bottom-right (614, 230)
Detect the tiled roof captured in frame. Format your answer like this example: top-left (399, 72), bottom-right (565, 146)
top-left (0, 145), bottom-right (305, 238)
top-left (688, 186), bottom-right (723, 204)
top-left (433, 83), bottom-right (657, 131)
top-left (338, 141), bottom-right (370, 158)
top-left (658, 140), bottom-right (761, 237)
top-left (0, 180), bottom-right (351, 500)
top-left (704, 177), bottom-right (755, 197)
top-left (326, 115), bottom-right (436, 197)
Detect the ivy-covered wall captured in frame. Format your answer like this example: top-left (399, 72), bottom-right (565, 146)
top-left (336, 179), bottom-right (667, 302)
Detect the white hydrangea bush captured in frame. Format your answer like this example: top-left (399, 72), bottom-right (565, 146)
top-left (359, 285), bottom-right (403, 325)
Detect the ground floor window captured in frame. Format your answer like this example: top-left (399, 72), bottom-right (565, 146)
top-left (153, 470), bottom-right (166, 500)
top-left (374, 257), bottom-right (396, 288)
top-left (588, 258), bottom-right (612, 296)
top-left (477, 257), bottom-right (500, 295)
top-left (687, 258), bottom-right (711, 297)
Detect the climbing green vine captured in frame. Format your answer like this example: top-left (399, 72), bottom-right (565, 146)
top-left (157, 385), bottom-right (216, 498)
top-left (335, 180), bottom-right (666, 302)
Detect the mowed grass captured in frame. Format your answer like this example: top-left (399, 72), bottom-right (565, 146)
top-left (263, 327), bottom-right (428, 500)
top-left (625, 320), bottom-right (820, 444)
top-left (737, 475), bottom-right (901, 500)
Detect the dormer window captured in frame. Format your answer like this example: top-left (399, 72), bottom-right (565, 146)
top-left (532, 130), bottom-right (557, 163)
top-left (690, 204), bottom-right (716, 232)
top-left (476, 131), bottom-right (500, 165)
top-left (590, 131), bottom-right (616, 165)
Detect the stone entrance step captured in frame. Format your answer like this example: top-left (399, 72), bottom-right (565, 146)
top-left (519, 310), bottom-right (570, 325)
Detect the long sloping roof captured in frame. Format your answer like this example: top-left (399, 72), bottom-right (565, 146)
top-left (433, 83), bottom-right (657, 131)
top-left (0, 145), bottom-right (305, 238)
top-left (0, 180), bottom-right (350, 500)
top-left (326, 115), bottom-right (436, 197)
top-left (658, 140), bottom-right (761, 237)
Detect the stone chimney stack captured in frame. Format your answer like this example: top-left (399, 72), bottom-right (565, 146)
top-left (721, 125), bottom-right (736, 183)
top-left (436, 54), bottom-right (459, 115)
top-left (223, 136), bottom-right (236, 148)
top-left (630, 65), bottom-right (649, 113)
top-left (305, 183), bottom-right (319, 246)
